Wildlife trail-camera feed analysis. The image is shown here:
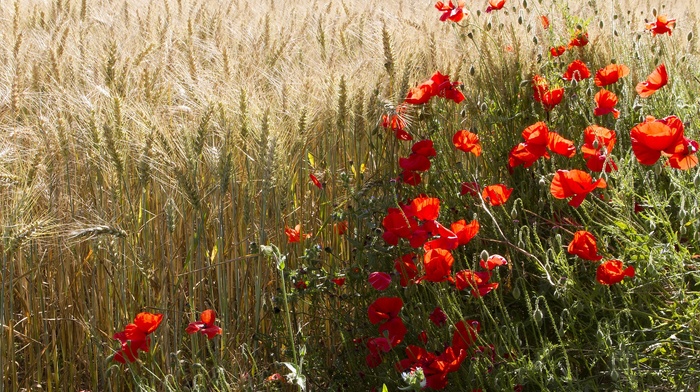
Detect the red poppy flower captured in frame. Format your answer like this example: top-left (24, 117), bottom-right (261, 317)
top-left (568, 30), bottom-right (589, 48)
top-left (396, 345), bottom-right (467, 390)
top-left (411, 196), bottom-right (440, 221)
top-left (531, 76), bottom-right (564, 110)
top-left (422, 248), bottom-right (454, 283)
top-left (399, 153), bottom-right (431, 172)
top-left (482, 184), bottom-right (512, 206)
top-left (460, 181), bottom-right (480, 196)
top-left (452, 319), bottom-right (480, 352)
top-left (423, 221), bottom-right (459, 251)
top-left (480, 254), bottom-right (508, 270)
top-left (378, 317), bottom-right (408, 346)
top-left (581, 125), bottom-right (616, 157)
top-left (429, 307), bottom-right (448, 327)
top-left (412, 139), bottom-right (437, 157)
top-left (431, 72), bottom-right (465, 104)
top-left (547, 132), bottom-right (576, 157)
top-left (332, 277), bottom-right (346, 286)
top-left (365, 350), bottom-right (383, 368)
top-left (594, 64), bottom-right (630, 87)
top-left (636, 64), bottom-right (668, 97)
top-left (185, 309), bottom-right (223, 339)
top-left (124, 312), bottom-right (164, 341)
top-left (454, 269), bottom-right (499, 297)
top-left (509, 142), bottom-right (549, 168)
top-left (451, 219), bottom-right (479, 246)
top-left (541, 87), bottom-right (564, 111)
top-left (586, 153), bottom-right (618, 172)
top-left (401, 170), bottom-right (422, 186)
top-left (630, 115), bottom-right (686, 166)
top-left (309, 173), bottom-right (323, 189)
top-left (113, 312), bottom-right (163, 363)
top-left (596, 259), bottom-right (635, 285)
top-left (294, 280), bottom-right (308, 290)
top-left (405, 82), bottom-right (434, 105)
top-left (382, 208), bottom-right (418, 244)
top-left (532, 75), bottom-right (549, 103)
top-left (334, 221), bottom-right (348, 235)
top-left (367, 336), bottom-right (392, 355)
top-left (435, 1), bottom-right (467, 23)
top-left (593, 89), bottom-right (620, 119)
top-left (646, 15), bottom-right (676, 36)
top-left (562, 60), bottom-right (591, 81)
top-left (285, 224), bottom-right (311, 243)
top-left (453, 130), bottom-right (482, 156)
top-left (549, 45), bottom-right (566, 57)
top-left (581, 125), bottom-right (617, 172)
top-left (486, 0), bottom-right (505, 13)
top-left (550, 169), bottom-right (607, 208)
top-left (541, 15), bottom-right (551, 29)
top-left (667, 137), bottom-right (699, 170)
top-left (113, 333), bottom-right (149, 363)
top-left (367, 296), bottom-right (403, 324)
top-left (394, 253), bottom-right (418, 287)
top-left (405, 72), bottom-right (464, 105)
top-left (567, 231), bottom-right (603, 261)
top-left (369, 272), bottom-right (392, 291)
top-left (382, 112), bottom-right (412, 141)
top-left (509, 122), bottom-right (575, 168)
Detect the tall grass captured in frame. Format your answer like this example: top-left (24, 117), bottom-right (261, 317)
top-left (1, 0), bottom-right (699, 390)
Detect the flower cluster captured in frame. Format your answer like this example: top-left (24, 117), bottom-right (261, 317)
top-left (568, 231), bottom-right (635, 285)
top-left (399, 140), bottom-right (437, 185)
top-left (631, 115), bottom-right (698, 170)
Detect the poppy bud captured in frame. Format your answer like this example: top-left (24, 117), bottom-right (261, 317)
top-left (518, 16), bottom-right (522, 25)
top-left (538, 177), bottom-right (546, 187)
top-left (510, 207), bottom-right (518, 220)
top-left (512, 284), bottom-right (521, 299)
top-left (688, 32), bottom-right (693, 42)
top-left (652, 7), bottom-right (657, 17)
top-left (480, 250), bottom-right (489, 262)
top-left (679, 209), bottom-right (686, 220)
top-left (467, 32), bottom-right (474, 40)
top-left (486, 21), bottom-right (491, 30)
top-left (533, 36), bottom-right (538, 44)
top-left (599, 20), bottom-right (604, 29)
top-left (680, 225), bottom-right (687, 235)
top-left (533, 308), bottom-right (543, 325)
top-left (469, 65), bottom-right (475, 76)
top-left (522, 0), bottom-right (527, 8)
top-left (610, 369), bottom-right (619, 382)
